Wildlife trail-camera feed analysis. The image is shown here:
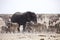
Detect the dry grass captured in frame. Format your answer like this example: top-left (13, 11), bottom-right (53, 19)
top-left (0, 32), bottom-right (60, 40)
top-left (0, 14), bottom-right (60, 40)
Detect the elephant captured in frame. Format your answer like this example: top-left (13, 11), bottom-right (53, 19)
top-left (11, 11), bottom-right (37, 32)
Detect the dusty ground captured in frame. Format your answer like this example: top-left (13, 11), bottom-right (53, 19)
top-left (0, 14), bottom-right (60, 40)
top-left (0, 32), bottom-right (60, 40)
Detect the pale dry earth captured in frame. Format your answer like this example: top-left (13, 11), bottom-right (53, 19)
top-left (0, 32), bottom-right (60, 40)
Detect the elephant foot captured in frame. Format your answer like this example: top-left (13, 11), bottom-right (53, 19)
top-left (23, 29), bottom-right (26, 32)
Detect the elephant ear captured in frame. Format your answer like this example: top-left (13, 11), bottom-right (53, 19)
top-left (25, 11), bottom-right (32, 21)
top-left (26, 13), bottom-right (31, 21)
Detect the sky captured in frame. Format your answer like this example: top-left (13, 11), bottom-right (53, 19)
top-left (0, 0), bottom-right (60, 14)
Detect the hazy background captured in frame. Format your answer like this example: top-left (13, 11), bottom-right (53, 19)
top-left (0, 0), bottom-right (60, 14)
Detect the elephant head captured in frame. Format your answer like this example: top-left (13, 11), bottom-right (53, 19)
top-left (25, 11), bottom-right (37, 24)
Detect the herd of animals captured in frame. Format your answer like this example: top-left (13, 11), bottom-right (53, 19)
top-left (0, 11), bottom-right (60, 33)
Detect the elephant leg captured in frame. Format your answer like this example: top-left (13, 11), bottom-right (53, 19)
top-left (17, 24), bottom-right (20, 32)
top-left (23, 24), bottom-right (26, 32)
top-left (17, 27), bottom-right (20, 32)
